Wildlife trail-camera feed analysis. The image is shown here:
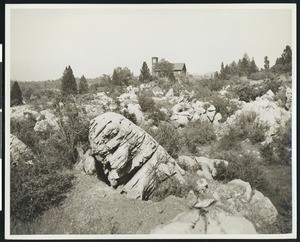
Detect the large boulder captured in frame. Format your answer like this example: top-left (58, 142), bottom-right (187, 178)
top-left (89, 112), bottom-right (185, 199)
top-left (10, 134), bottom-right (36, 165)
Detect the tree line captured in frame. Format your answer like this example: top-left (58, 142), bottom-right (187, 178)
top-left (10, 45), bottom-right (292, 106)
top-left (215, 45), bottom-right (292, 79)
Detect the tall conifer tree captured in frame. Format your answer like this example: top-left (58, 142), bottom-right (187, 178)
top-left (78, 75), bottom-right (89, 94)
top-left (61, 66), bottom-right (77, 95)
top-left (139, 62), bottom-right (152, 83)
top-left (11, 81), bottom-right (23, 106)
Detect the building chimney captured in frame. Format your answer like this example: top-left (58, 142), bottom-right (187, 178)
top-left (152, 57), bottom-right (158, 75)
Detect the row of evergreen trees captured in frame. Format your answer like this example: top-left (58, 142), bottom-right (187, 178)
top-left (215, 45), bottom-right (292, 79)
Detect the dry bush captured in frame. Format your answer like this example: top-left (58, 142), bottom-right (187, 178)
top-left (218, 112), bottom-right (269, 151)
top-left (259, 119), bottom-right (291, 165)
top-left (146, 122), bottom-right (180, 158)
top-left (182, 120), bottom-right (217, 153)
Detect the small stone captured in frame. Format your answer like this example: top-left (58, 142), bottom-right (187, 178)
top-left (186, 190), bottom-right (198, 207)
top-left (193, 198), bottom-right (215, 209)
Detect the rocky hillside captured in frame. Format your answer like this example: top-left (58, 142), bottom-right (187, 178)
top-left (10, 71), bottom-right (292, 235)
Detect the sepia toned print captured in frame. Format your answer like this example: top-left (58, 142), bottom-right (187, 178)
top-left (5, 4), bottom-right (296, 239)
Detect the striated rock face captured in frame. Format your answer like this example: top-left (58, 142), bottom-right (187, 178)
top-left (10, 134), bottom-right (36, 165)
top-left (89, 112), bottom-right (185, 199)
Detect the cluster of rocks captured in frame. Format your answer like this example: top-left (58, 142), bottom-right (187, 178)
top-left (83, 92), bottom-right (117, 118)
top-left (75, 112), bottom-right (278, 234)
top-left (152, 155), bottom-right (278, 234)
top-left (170, 101), bottom-right (222, 127)
top-left (11, 105), bottom-right (60, 133)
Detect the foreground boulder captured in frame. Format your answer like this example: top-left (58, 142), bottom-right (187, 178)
top-left (151, 178), bottom-right (277, 234)
top-left (151, 209), bottom-right (257, 234)
top-left (89, 112), bottom-right (185, 199)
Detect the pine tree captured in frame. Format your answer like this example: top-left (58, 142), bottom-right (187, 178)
top-left (264, 56), bottom-right (270, 70)
top-left (11, 81), bottom-right (23, 106)
top-left (78, 75), bottom-right (89, 94)
top-left (250, 58), bottom-right (258, 74)
top-left (61, 66), bottom-right (77, 95)
top-left (220, 62), bottom-right (226, 79)
top-left (139, 62), bottom-right (152, 83)
top-left (272, 45), bottom-right (292, 74)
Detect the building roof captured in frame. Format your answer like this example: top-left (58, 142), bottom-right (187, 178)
top-left (172, 63), bottom-right (186, 71)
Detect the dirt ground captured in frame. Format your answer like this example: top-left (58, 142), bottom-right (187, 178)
top-left (13, 170), bottom-right (189, 234)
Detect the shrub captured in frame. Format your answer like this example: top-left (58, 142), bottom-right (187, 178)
top-left (122, 110), bottom-right (138, 124)
top-left (11, 161), bottom-right (74, 223)
top-left (149, 175), bottom-right (190, 202)
top-left (235, 83), bottom-right (262, 102)
top-left (248, 122), bottom-right (268, 144)
top-left (208, 78), bottom-right (226, 91)
top-left (147, 122), bottom-right (180, 158)
top-left (138, 92), bottom-right (168, 126)
top-left (149, 163), bottom-right (200, 202)
top-left (264, 79), bottom-right (282, 94)
top-left (214, 151), bottom-right (292, 234)
top-left (10, 99), bottom-right (90, 225)
top-left (53, 102), bottom-right (90, 166)
top-left (260, 119), bottom-right (291, 165)
top-left (218, 112), bottom-right (268, 150)
top-left (11, 114), bottom-right (45, 153)
top-left (182, 120), bottom-right (216, 153)
top-left (249, 70), bottom-right (276, 80)
top-left (218, 128), bottom-right (242, 151)
top-left (274, 87), bottom-right (287, 109)
top-left (214, 153), bottom-right (271, 192)
top-left (138, 94), bottom-right (155, 112)
top-left (210, 94), bottom-right (238, 122)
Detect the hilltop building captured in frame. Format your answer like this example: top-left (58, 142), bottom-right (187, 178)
top-left (151, 57), bottom-right (187, 76)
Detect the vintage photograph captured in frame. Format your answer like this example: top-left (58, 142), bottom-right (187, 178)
top-left (6, 4), bottom-right (296, 239)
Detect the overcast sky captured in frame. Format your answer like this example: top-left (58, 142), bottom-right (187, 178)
top-left (8, 4), bottom-right (294, 81)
